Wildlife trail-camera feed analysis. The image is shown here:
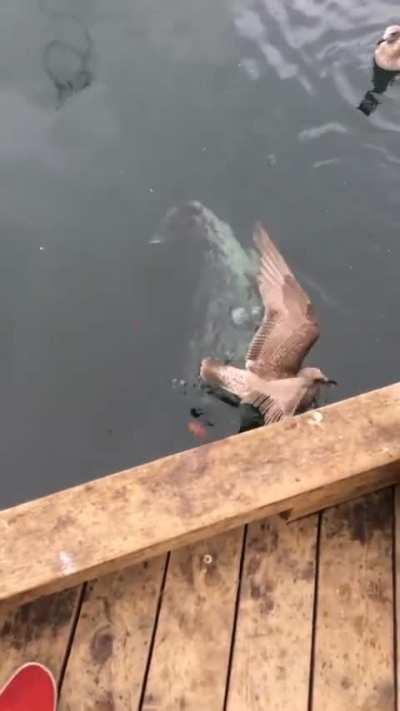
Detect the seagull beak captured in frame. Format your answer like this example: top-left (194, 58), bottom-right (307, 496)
top-left (382, 27), bottom-right (400, 43)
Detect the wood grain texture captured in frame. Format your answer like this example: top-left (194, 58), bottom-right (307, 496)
top-left (284, 465), bottom-right (400, 522)
top-left (312, 490), bottom-right (395, 711)
top-left (59, 557), bottom-right (166, 711)
top-left (0, 587), bottom-right (82, 686)
top-left (227, 515), bottom-right (318, 710)
top-left (142, 529), bottom-right (243, 711)
top-left (394, 485), bottom-right (400, 711)
top-left (1, 383), bottom-right (400, 607)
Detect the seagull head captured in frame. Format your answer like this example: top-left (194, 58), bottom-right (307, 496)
top-left (299, 367), bottom-right (337, 386)
top-left (380, 25), bottom-right (400, 44)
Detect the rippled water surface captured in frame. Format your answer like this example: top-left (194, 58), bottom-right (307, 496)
top-left (2, 0), bottom-right (400, 507)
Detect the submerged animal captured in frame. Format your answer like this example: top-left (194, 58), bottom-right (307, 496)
top-left (153, 201), bottom-right (262, 378)
top-left (200, 224), bottom-right (337, 426)
top-left (358, 25), bottom-right (400, 116)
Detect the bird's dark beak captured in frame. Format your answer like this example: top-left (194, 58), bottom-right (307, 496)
top-left (326, 379), bottom-right (338, 386)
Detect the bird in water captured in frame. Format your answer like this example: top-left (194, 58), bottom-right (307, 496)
top-left (375, 24), bottom-right (400, 70)
top-left (358, 25), bottom-right (400, 116)
top-left (200, 224), bottom-right (337, 428)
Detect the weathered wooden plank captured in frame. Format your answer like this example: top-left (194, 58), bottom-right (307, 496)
top-left (226, 515), bottom-right (318, 710)
top-left (284, 465), bottom-right (400, 522)
top-left (0, 587), bottom-right (82, 687)
top-left (394, 485), bottom-right (400, 710)
top-left (1, 383), bottom-right (400, 607)
top-left (312, 491), bottom-right (395, 710)
top-left (58, 557), bottom-right (166, 711)
top-left (142, 529), bottom-right (243, 710)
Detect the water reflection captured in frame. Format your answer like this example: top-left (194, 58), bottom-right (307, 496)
top-left (235, 0), bottom-right (400, 129)
top-left (2, 0), bottom-right (400, 506)
top-left (42, 15), bottom-right (94, 106)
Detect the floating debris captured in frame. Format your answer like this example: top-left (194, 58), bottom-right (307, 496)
top-left (190, 407), bottom-right (204, 418)
top-left (187, 420), bottom-right (208, 439)
top-left (266, 153), bottom-right (277, 167)
top-left (171, 377), bottom-right (188, 396)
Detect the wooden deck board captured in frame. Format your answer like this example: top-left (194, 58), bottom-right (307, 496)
top-left (226, 515), bottom-right (318, 710)
top-left (58, 557), bottom-right (166, 711)
top-left (0, 489), bottom-right (398, 707)
top-left (312, 490), bottom-right (395, 710)
top-left (0, 587), bottom-right (82, 688)
top-left (2, 383), bottom-right (400, 608)
top-left (142, 529), bottom-right (243, 711)
top-left (394, 485), bottom-right (400, 710)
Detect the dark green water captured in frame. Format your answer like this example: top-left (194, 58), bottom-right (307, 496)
top-left (2, 0), bottom-right (400, 507)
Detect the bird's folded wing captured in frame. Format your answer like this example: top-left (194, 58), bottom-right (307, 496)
top-left (246, 224), bottom-right (320, 378)
top-left (242, 377), bottom-right (306, 425)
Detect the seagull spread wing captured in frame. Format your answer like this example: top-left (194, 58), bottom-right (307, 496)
top-left (246, 224), bottom-right (320, 379)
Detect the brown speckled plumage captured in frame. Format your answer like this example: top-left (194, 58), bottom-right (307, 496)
top-left (200, 224), bottom-right (335, 425)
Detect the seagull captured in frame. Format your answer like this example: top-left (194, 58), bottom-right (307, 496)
top-left (375, 25), bottom-right (400, 71)
top-left (358, 25), bottom-right (400, 116)
top-left (200, 224), bottom-right (337, 426)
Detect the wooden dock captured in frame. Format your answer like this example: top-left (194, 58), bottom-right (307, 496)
top-left (0, 490), bottom-right (398, 709)
top-left (1, 383), bottom-right (400, 709)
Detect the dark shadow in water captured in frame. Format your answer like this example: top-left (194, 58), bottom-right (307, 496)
top-left (198, 382), bottom-right (264, 433)
top-left (237, 397), bottom-right (321, 433)
top-left (200, 384), bottom-right (241, 408)
top-left (238, 403), bottom-right (264, 433)
top-left (42, 18), bottom-right (94, 106)
top-left (196, 376), bottom-right (325, 434)
top-left (358, 61), bottom-right (399, 116)
top-left (199, 386), bottom-right (324, 434)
